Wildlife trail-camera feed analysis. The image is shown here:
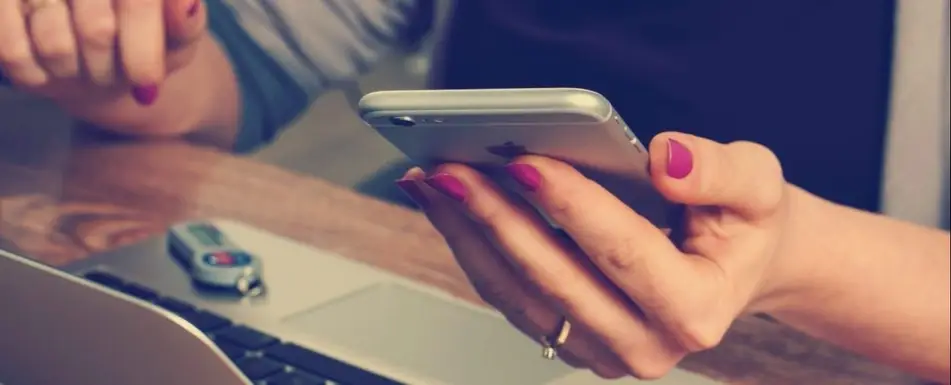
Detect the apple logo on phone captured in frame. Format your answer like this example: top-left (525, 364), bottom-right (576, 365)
top-left (486, 141), bottom-right (528, 159)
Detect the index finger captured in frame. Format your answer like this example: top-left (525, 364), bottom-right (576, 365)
top-left (116, 0), bottom-right (164, 86)
top-left (502, 156), bottom-right (719, 333)
top-left (422, 163), bottom-right (688, 375)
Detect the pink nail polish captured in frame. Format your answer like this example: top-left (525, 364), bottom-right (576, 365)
top-left (424, 174), bottom-right (468, 202)
top-left (187, 0), bottom-right (201, 16)
top-left (504, 163), bottom-right (542, 191)
top-left (395, 179), bottom-right (430, 209)
top-left (132, 85), bottom-right (159, 106)
top-left (666, 138), bottom-right (693, 179)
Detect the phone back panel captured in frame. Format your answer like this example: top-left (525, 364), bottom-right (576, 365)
top-left (360, 88), bottom-right (671, 228)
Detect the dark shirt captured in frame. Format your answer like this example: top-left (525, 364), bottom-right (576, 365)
top-left (436, 0), bottom-right (897, 212)
top-left (208, 0), bottom-right (897, 212)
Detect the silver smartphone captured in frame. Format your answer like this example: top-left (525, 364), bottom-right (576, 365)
top-left (359, 87), bottom-right (671, 227)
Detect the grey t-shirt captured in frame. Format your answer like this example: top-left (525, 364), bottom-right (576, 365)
top-left (205, 0), bottom-right (427, 152)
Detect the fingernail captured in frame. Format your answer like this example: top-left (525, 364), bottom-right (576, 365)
top-left (424, 173), bottom-right (468, 202)
top-left (504, 163), bottom-right (542, 191)
top-left (666, 138), bottom-right (693, 179)
top-left (395, 179), bottom-right (430, 209)
top-left (132, 85), bottom-right (159, 106)
top-left (187, 0), bottom-right (201, 16)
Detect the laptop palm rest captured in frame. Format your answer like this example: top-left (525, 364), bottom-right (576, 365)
top-left (51, 219), bottom-right (722, 385)
top-left (283, 283), bottom-right (572, 385)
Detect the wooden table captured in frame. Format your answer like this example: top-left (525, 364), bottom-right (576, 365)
top-left (0, 120), bottom-right (926, 385)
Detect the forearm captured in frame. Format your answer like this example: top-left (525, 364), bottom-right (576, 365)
top-left (58, 35), bottom-right (240, 148)
top-left (45, 0), bottom-right (430, 153)
top-left (769, 187), bottom-right (951, 382)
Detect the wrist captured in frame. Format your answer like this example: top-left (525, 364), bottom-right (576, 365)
top-left (748, 184), bottom-right (841, 316)
top-left (56, 35), bottom-right (234, 142)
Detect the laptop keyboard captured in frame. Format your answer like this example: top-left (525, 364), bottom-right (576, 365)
top-left (82, 271), bottom-right (404, 385)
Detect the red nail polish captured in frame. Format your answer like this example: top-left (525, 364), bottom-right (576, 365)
top-left (666, 138), bottom-right (693, 179)
top-left (395, 179), bottom-right (430, 209)
top-left (132, 85), bottom-right (159, 106)
top-left (424, 174), bottom-right (468, 202)
top-left (504, 163), bottom-right (542, 191)
top-left (187, 0), bottom-right (201, 16)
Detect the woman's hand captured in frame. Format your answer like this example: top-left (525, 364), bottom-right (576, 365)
top-left (396, 132), bottom-right (801, 379)
top-left (0, 0), bottom-right (206, 105)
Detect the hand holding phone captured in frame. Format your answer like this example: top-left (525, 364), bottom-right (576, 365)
top-left (359, 87), bottom-right (673, 228)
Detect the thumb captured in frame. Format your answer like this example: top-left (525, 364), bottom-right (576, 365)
top-left (164, 0), bottom-right (207, 49)
top-left (648, 132), bottom-right (787, 218)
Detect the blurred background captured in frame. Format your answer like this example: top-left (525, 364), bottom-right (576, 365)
top-left (252, 0), bottom-right (454, 203)
top-left (0, 0), bottom-right (456, 206)
top-left (0, 0), bottom-right (945, 220)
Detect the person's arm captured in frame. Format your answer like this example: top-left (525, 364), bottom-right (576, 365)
top-left (768, 187), bottom-right (951, 382)
top-left (64, 0), bottom-right (433, 152)
top-left (54, 34), bottom-right (241, 148)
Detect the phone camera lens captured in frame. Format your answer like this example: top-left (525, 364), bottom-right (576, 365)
top-left (390, 116), bottom-right (416, 127)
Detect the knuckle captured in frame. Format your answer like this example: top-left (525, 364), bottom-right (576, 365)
top-left (76, 16), bottom-right (118, 49)
top-left (35, 39), bottom-right (75, 59)
top-left (543, 195), bottom-right (574, 221)
top-left (540, 181), bottom-right (586, 223)
top-left (670, 320), bottom-right (725, 352)
top-left (0, 40), bottom-right (33, 65)
top-left (726, 140), bottom-right (785, 210)
top-left (727, 140), bottom-right (782, 176)
top-left (30, 26), bottom-right (76, 59)
top-left (0, 49), bottom-right (48, 87)
top-left (585, 236), bottom-right (654, 287)
top-left (596, 239), bottom-right (640, 274)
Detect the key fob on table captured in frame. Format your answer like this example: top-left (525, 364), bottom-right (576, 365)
top-left (167, 221), bottom-right (264, 296)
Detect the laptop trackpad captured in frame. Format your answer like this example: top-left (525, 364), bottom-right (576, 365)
top-left (283, 284), bottom-right (573, 385)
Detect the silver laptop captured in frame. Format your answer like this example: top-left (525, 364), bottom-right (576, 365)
top-left (0, 219), bottom-right (720, 385)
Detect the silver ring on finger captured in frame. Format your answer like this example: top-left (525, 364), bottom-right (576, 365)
top-left (22, 0), bottom-right (62, 16)
top-left (540, 317), bottom-right (572, 360)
